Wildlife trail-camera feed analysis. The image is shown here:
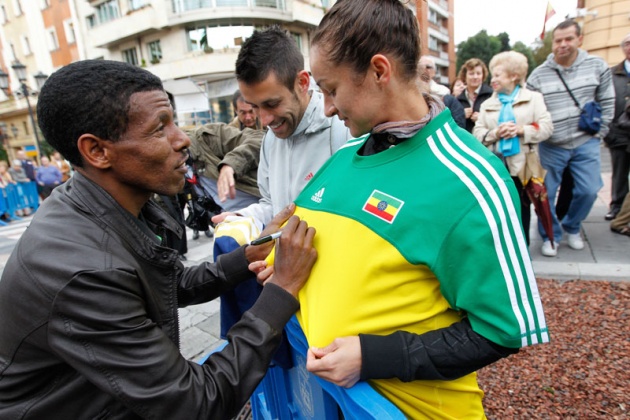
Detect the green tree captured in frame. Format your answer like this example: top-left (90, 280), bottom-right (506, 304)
top-left (0, 143), bottom-right (7, 163)
top-left (456, 30), bottom-right (501, 75)
top-left (532, 31), bottom-right (553, 67)
top-left (39, 138), bottom-right (55, 158)
top-left (497, 32), bottom-right (511, 52)
top-left (512, 41), bottom-right (537, 78)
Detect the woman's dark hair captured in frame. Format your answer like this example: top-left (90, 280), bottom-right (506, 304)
top-left (36, 59), bottom-right (164, 167)
top-left (235, 25), bottom-right (304, 90)
top-left (311, 0), bottom-right (420, 82)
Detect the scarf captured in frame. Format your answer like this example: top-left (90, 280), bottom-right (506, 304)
top-left (497, 85), bottom-right (521, 157)
top-left (362, 94), bottom-right (445, 155)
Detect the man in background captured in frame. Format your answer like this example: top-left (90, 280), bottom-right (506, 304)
top-left (419, 55), bottom-right (466, 129)
top-left (603, 33), bottom-right (630, 221)
top-left (16, 149), bottom-right (36, 182)
top-left (228, 89), bottom-right (261, 130)
top-left (527, 19), bottom-right (614, 256)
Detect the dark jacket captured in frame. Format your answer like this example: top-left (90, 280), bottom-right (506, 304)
top-left (0, 172), bottom-right (298, 419)
top-left (456, 84), bottom-right (494, 133)
top-left (442, 94), bottom-right (466, 129)
top-left (604, 62), bottom-right (630, 149)
top-left (20, 158), bottom-right (36, 181)
top-left (187, 123), bottom-right (263, 198)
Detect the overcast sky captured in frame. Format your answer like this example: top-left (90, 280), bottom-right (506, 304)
top-left (452, 0), bottom-right (581, 47)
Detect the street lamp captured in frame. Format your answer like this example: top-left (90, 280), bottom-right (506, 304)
top-left (0, 62), bottom-right (48, 160)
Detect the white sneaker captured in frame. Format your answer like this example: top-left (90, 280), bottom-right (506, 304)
top-left (541, 240), bottom-right (558, 257)
top-left (567, 233), bottom-right (584, 250)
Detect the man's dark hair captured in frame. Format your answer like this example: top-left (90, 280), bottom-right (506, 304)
top-left (232, 89), bottom-right (244, 113)
top-left (553, 19), bottom-right (581, 37)
top-left (311, 0), bottom-right (420, 83)
top-left (37, 59), bottom-right (164, 167)
top-left (235, 25), bottom-right (304, 90)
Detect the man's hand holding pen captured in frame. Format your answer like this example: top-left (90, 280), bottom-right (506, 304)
top-left (245, 204), bottom-right (317, 297)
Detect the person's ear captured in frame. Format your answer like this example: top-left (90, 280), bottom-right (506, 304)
top-left (296, 70), bottom-right (311, 93)
top-left (76, 134), bottom-right (113, 170)
top-left (370, 54), bottom-right (392, 85)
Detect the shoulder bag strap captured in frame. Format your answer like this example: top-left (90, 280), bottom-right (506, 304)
top-left (554, 69), bottom-right (581, 108)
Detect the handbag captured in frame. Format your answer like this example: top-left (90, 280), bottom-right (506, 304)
top-left (554, 69), bottom-right (602, 135)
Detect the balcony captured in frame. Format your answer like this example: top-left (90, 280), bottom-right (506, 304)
top-left (168, 0), bottom-right (293, 28)
top-left (172, 0), bottom-right (285, 14)
top-left (428, 27), bottom-right (449, 44)
top-left (88, 6), bottom-right (166, 48)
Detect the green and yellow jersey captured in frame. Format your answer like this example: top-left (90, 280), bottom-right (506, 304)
top-left (292, 110), bottom-right (549, 419)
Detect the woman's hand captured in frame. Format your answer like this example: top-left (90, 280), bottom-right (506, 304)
top-left (306, 336), bottom-right (362, 388)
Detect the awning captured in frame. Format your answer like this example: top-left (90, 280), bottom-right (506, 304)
top-left (163, 79), bottom-right (209, 113)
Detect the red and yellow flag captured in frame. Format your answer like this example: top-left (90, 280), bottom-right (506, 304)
top-left (541, 1), bottom-right (556, 40)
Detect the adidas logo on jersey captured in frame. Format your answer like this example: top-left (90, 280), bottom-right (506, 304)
top-left (311, 188), bottom-right (325, 203)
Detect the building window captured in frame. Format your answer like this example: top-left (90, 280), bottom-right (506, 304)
top-left (9, 43), bottom-right (16, 61)
top-left (122, 47), bottom-right (138, 66)
top-left (129, 0), bottom-right (148, 10)
top-left (148, 40), bottom-right (162, 63)
top-left (187, 25), bottom-right (255, 52)
top-left (0, 6), bottom-right (7, 24)
top-left (428, 36), bottom-right (438, 51)
top-left (86, 14), bottom-right (96, 28)
top-left (95, 0), bottom-right (120, 25)
top-left (291, 32), bottom-right (302, 52)
top-left (12, 0), bottom-right (23, 16)
top-left (253, 0), bottom-right (280, 8)
top-left (216, 0), bottom-right (247, 6)
top-left (428, 9), bottom-right (438, 24)
top-left (64, 19), bottom-right (76, 44)
top-left (20, 35), bottom-right (31, 55)
top-left (46, 28), bottom-right (59, 51)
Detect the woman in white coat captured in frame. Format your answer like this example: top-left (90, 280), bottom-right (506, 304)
top-left (473, 50), bottom-right (553, 245)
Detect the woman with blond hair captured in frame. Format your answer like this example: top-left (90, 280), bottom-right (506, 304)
top-left (455, 57), bottom-right (494, 132)
top-left (473, 50), bottom-right (553, 245)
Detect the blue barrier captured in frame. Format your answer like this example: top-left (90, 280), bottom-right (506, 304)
top-left (0, 182), bottom-right (38, 223)
top-left (197, 318), bottom-right (405, 419)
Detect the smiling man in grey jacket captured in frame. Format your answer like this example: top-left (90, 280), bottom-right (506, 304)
top-left (527, 19), bottom-right (614, 257)
top-left (213, 25), bottom-right (350, 226)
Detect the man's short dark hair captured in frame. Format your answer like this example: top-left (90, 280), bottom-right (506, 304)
top-left (37, 60), bottom-right (164, 167)
top-left (553, 19), bottom-right (581, 37)
top-left (235, 25), bottom-right (304, 91)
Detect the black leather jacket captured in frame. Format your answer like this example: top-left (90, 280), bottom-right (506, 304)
top-left (0, 172), bottom-right (298, 419)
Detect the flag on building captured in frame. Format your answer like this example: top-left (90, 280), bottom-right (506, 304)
top-left (541, 1), bottom-right (556, 40)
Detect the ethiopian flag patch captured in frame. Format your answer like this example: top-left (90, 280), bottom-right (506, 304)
top-left (362, 190), bottom-right (404, 223)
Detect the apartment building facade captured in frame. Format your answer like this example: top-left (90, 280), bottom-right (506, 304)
top-left (577, 0), bottom-right (630, 65)
top-left (417, 0), bottom-right (456, 85)
top-left (0, 0), bottom-right (77, 162)
top-left (74, 0), bottom-right (328, 126)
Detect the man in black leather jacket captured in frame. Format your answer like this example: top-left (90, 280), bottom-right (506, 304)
top-left (0, 60), bottom-right (317, 419)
